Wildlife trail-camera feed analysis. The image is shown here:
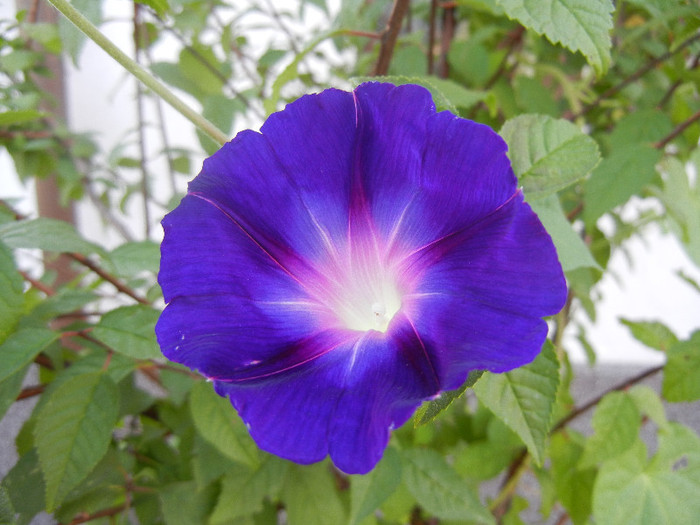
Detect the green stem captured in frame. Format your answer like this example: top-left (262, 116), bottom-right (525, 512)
top-left (46, 0), bottom-right (229, 147)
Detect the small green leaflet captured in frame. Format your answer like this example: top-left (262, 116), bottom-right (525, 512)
top-left (474, 341), bottom-right (560, 465)
top-left (159, 481), bottom-right (217, 525)
top-left (593, 425), bottom-right (700, 525)
top-left (348, 447), bottom-right (402, 525)
top-left (351, 75), bottom-right (487, 114)
top-left (619, 318), bottom-right (679, 352)
top-left (0, 328), bottom-right (57, 384)
top-left (578, 391), bottom-right (640, 468)
top-left (414, 370), bottom-right (484, 427)
top-left (402, 448), bottom-right (495, 524)
top-left (91, 305), bottom-right (161, 360)
top-left (500, 114), bottom-right (600, 200)
top-left (210, 457), bottom-right (288, 524)
top-left (529, 195), bottom-right (599, 272)
top-left (662, 331), bottom-right (700, 402)
top-left (189, 381), bottom-right (259, 469)
top-left (0, 217), bottom-right (104, 256)
top-left (281, 463), bottom-right (347, 525)
top-left (496, 0), bottom-right (614, 75)
top-left (34, 372), bottom-right (119, 511)
top-left (0, 241), bottom-right (24, 343)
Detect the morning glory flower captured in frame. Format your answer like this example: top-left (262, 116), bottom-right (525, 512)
top-left (156, 82), bottom-right (566, 474)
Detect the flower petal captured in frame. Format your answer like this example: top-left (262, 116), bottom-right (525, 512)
top-left (213, 313), bottom-right (440, 474)
top-left (328, 312), bottom-right (440, 473)
top-left (351, 83), bottom-right (435, 240)
top-left (188, 89), bottom-right (356, 271)
top-left (387, 111), bottom-right (519, 257)
top-left (159, 194), bottom-right (315, 303)
top-left (401, 192), bottom-right (566, 386)
top-left (156, 293), bottom-right (344, 381)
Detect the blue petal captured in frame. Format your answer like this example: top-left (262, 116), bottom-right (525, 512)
top-left (400, 193), bottom-right (566, 386)
top-left (188, 89), bottom-right (356, 271)
top-left (214, 313), bottom-right (440, 474)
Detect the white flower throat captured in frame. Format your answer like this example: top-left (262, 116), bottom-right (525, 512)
top-left (332, 268), bottom-right (402, 333)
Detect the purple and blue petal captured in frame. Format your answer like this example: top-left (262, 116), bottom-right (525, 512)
top-left (156, 82), bottom-right (567, 474)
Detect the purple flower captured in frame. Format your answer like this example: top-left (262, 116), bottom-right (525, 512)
top-left (156, 82), bottom-right (566, 474)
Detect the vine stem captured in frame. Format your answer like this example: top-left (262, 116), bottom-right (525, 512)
top-left (45, 0), bottom-right (229, 146)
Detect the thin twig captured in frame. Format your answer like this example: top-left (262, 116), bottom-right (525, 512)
top-left (64, 504), bottom-right (128, 525)
top-left (427, 0), bottom-right (437, 74)
top-left (17, 384), bottom-right (46, 400)
top-left (573, 31), bottom-right (700, 118)
top-left (19, 269), bottom-right (55, 295)
top-left (372, 0), bottom-right (411, 76)
top-left (551, 364), bottom-right (664, 433)
top-left (68, 252), bottom-right (150, 305)
top-left (437, 4), bottom-right (456, 78)
top-left (653, 108), bottom-right (700, 150)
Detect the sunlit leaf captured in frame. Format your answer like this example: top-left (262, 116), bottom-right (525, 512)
top-left (578, 391), bottom-right (640, 468)
top-left (593, 425), bottom-right (700, 525)
top-left (34, 372), bottom-right (119, 511)
top-left (92, 305), bottom-right (161, 360)
top-left (496, 0), bottom-right (614, 74)
top-left (281, 463), bottom-right (347, 525)
top-left (349, 447), bottom-right (402, 525)
top-left (0, 218), bottom-right (103, 256)
top-left (663, 331), bottom-right (700, 402)
top-left (474, 341), bottom-right (560, 465)
top-left (501, 114), bottom-right (600, 200)
top-left (529, 195), bottom-right (599, 272)
top-left (402, 448), bottom-right (494, 524)
top-left (189, 381), bottom-right (259, 469)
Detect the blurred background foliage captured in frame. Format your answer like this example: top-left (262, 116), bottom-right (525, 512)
top-left (1, 0), bottom-right (700, 524)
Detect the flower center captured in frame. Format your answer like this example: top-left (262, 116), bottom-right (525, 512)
top-left (335, 276), bottom-right (402, 333)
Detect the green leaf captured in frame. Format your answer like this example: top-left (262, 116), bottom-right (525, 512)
top-left (351, 75), bottom-right (486, 113)
top-left (348, 447), bottom-right (402, 525)
top-left (0, 218), bottom-right (103, 256)
top-left (592, 425), bottom-right (700, 525)
top-left (57, 0), bottom-right (102, 65)
top-left (191, 435), bottom-right (237, 489)
top-left (402, 448), bottom-right (494, 524)
top-left (0, 485), bottom-right (15, 525)
top-left (619, 318), bottom-right (679, 352)
top-left (1, 449), bottom-right (45, 524)
top-left (0, 241), bottom-right (24, 343)
top-left (653, 157), bottom-right (700, 266)
top-left (0, 366), bottom-right (28, 422)
top-left (107, 240), bottom-right (160, 277)
top-left (549, 432), bottom-right (596, 525)
top-left (500, 114), bottom-right (600, 199)
top-left (0, 328), bottom-right (57, 384)
top-left (0, 109), bottom-right (44, 127)
top-left (662, 331), bottom-right (700, 402)
top-left (473, 341), bottom-right (560, 465)
top-left (627, 385), bottom-right (668, 430)
top-left (137, 0), bottom-right (170, 16)
top-left (160, 481), bottom-right (217, 525)
top-left (583, 145), bottom-right (662, 227)
top-left (578, 391), bottom-right (640, 468)
top-left (34, 372), bottom-right (119, 511)
top-left (91, 305), bottom-right (161, 359)
top-left (414, 370), bottom-right (484, 426)
top-left (529, 195), bottom-right (599, 272)
top-left (210, 456), bottom-right (288, 524)
top-left (189, 381), bottom-right (259, 468)
top-left (264, 29), bottom-right (344, 115)
top-left (281, 463), bottom-right (347, 525)
top-left (496, 0), bottom-right (614, 74)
